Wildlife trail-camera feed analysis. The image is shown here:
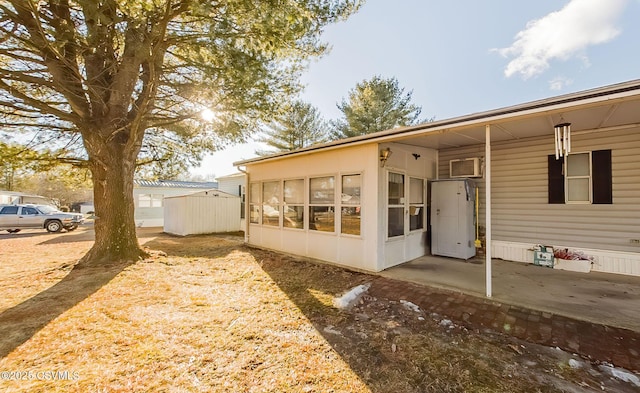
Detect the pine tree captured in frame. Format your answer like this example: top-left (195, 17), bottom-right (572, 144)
top-left (331, 76), bottom-right (423, 139)
top-left (257, 101), bottom-right (328, 154)
top-left (0, 0), bottom-right (361, 264)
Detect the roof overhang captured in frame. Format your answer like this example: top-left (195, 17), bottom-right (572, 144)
top-left (235, 79), bottom-right (640, 166)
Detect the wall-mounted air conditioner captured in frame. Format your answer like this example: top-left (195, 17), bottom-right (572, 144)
top-left (449, 157), bottom-right (481, 178)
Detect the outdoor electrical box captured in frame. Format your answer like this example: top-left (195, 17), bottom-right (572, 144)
top-left (533, 245), bottom-right (554, 268)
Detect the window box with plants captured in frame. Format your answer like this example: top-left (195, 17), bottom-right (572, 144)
top-left (553, 248), bottom-right (593, 273)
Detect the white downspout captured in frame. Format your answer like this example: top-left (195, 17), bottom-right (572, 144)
top-left (485, 124), bottom-right (492, 298)
top-left (237, 165), bottom-right (249, 243)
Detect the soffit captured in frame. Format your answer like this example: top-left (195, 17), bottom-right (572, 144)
top-left (396, 95), bottom-right (640, 150)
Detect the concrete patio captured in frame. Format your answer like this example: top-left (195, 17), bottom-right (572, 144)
top-left (379, 255), bottom-right (640, 333)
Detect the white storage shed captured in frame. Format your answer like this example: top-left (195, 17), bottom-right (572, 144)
top-left (163, 189), bottom-right (241, 236)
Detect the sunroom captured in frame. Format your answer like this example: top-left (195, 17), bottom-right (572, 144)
top-left (235, 79), bottom-right (640, 283)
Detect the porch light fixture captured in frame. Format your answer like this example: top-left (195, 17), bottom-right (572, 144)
top-left (553, 120), bottom-right (571, 159)
top-left (379, 147), bottom-right (392, 167)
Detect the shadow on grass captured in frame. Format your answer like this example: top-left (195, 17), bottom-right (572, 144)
top-left (36, 227), bottom-right (96, 244)
top-left (245, 248), bottom-right (398, 391)
top-left (141, 232), bottom-right (245, 259)
top-left (0, 260), bottom-right (133, 359)
top-left (0, 230), bottom-right (82, 241)
top-left (0, 228), bottom-right (209, 360)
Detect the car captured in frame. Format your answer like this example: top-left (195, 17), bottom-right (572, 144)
top-left (0, 204), bottom-right (85, 233)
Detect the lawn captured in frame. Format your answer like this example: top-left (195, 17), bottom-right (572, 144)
top-left (0, 227), bottom-right (636, 392)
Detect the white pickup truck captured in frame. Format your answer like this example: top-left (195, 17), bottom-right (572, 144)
top-left (0, 204), bottom-right (84, 233)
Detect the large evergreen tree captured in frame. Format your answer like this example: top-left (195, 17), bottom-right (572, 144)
top-left (331, 75), bottom-right (423, 139)
top-left (256, 100), bottom-right (328, 155)
top-left (0, 142), bottom-right (42, 190)
top-left (0, 0), bottom-right (361, 264)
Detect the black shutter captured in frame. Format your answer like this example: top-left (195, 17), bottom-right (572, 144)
top-left (592, 149), bottom-right (612, 204)
top-left (548, 155), bottom-right (565, 204)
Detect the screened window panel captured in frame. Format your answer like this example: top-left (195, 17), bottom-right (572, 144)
top-left (341, 207), bottom-right (361, 236)
top-left (249, 205), bottom-right (260, 224)
top-left (284, 179), bottom-right (304, 204)
top-left (262, 181), bottom-right (280, 226)
top-left (410, 208), bottom-right (424, 231)
top-left (309, 206), bottom-right (334, 232)
top-left (388, 207), bottom-right (404, 237)
top-left (262, 181), bottom-right (280, 205)
top-left (341, 175), bottom-right (361, 205)
top-left (567, 153), bottom-right (590, 177)
top-left (388, 172), bottom-right (404, 205)
top-left (567, 178), bottom-right (590, 202)
top-left (284, 205), bottom-right (304, 229)
top-left (310, 177), bottom-right (335, 204)
top-left (409, 178), bottom-right (424, 204)
top-left (249, 183), bottom-right (260, 204)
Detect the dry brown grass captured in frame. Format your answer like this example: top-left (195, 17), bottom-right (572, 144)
top-left (0, 227), bottom-right (636, 392)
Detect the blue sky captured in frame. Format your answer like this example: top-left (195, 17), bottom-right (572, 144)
top-left (193, 0), bottom-right (640, 178)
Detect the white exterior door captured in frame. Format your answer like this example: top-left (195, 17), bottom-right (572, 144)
top-left (384, 171), bottom-right (427, 268)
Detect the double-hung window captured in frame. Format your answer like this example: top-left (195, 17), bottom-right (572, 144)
top-left (565, 152), bottom-right (591, 203)
top-left (548, 150), bottom-right (612, 204)
top-left (139, 194), bottom-right (162, 207)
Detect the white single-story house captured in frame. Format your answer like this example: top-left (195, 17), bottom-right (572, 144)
top-left (234, 79), bottom-right (640, 292)
top-left (0, 191), bottom-right (55, 206)
top-left (216, 172), bottom-right (247, 227)
top-left (216, 172), bottom-right (246, 197)
top-left (70, 201), bottom-right (95, 214)
top-left (163, 189), bottom-right (241, 236)
top-left (133, 179), bottom-right (218, 227)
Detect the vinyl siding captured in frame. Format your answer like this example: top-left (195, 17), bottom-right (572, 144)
top-left (217, 175), bottom-right (245, 197)
top-left (164, 194), bottom-right (241, 236)
top-left (438, 127), bottom-right (640, 254)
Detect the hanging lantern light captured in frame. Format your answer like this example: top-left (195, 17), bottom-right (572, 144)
top-left (554, 121), bottom-right (571, 159)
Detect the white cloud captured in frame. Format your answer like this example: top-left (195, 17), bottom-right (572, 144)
top-left (496, 0), bottom-right (628, 79)
top-left (549, 76), bottom-right (573, 91)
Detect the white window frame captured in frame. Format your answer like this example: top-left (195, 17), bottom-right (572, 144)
top-left (408, 177), bottom-right (426, 232)
top-left (138, 193), bottom-right (163, 208)
top-left (340, 172), bottom-right (362, 237)
top-left (387, 171), bottom-right (405, 239)
top-left (283, 178), bottom-right (305, 230)
top-left (565, 151), bottom-right (592, 204)
top-left (309, 175), bottom-right (336, 233)
top-left (262, 180), bottom-right (282, 226)
top-left (249, 182), bottom-right (261, 224)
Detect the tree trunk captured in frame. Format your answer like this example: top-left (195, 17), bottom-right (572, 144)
top-left (80, 138), bottom-right (147, 265)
